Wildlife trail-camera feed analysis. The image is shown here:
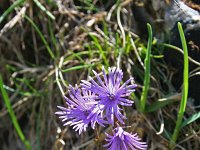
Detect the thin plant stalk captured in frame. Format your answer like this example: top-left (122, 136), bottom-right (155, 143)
top-left (89, 34), bottom-right (109, 67)
top-left (170, 22), bottom-right (189, 149)
top-left (25, 15), bottom-right (56, 60)
top-left (139, 23), bottom-right (152, 112)
top-left (0, 75), bottom-right (32, 150)
top-left (0, 0), bottom-right (25, 24)
top-left (33, 0), bottom-right (55, 20)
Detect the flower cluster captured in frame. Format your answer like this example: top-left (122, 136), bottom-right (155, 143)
top-left (56, 67), bottom-right (147, 150)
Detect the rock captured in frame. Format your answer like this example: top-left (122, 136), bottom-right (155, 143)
top-left (164, 0), bottom-right (200, 107)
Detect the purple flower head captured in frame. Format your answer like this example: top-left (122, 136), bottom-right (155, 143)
top-left (81, 67), bottom-right (137, 125)
top-left (55, 85), bottom-right (105, 134)
top-left (104, 127), bottom-right (147, 150)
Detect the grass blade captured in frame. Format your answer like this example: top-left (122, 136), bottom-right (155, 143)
top-left (0, 0), bottom-right (25, 24)
top-left (139, 23), bottom-right (153, 112)
top-left (89, 34), bottom-right (109, 67)
top-left (33, 0), bottom-right (55, 20)
top-left (170, 22), bottom-right (189, 148)
top-left (0, 75), bottom-right (31, 150)
top-left (145, 94), bottom-right (181, 112)
top-left (25, 15), bottom-right (55, 60)
top-left (62, 64), bottom-right (95, 72)
top-left (180, 112), bottom-right (200, 128)
top-left (48, 19), bottom-right (59, 57)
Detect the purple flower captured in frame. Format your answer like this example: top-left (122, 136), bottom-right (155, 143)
top-left (81, 67), bottom-right (137, 125)
top-left (55, 85), bottom-right (105, 134)
top-left (104, 127), bottom-right (147, 150)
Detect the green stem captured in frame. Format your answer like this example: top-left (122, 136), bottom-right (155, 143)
top-left (139, 23), bottom-right (152, 112)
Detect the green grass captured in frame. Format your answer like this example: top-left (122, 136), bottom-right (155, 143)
top-left (0, 0), bottom-right (25, 24)
top-left (33, 0), bottom-right (55, 20)
top-left (180, 111), bottom-right (200, 128)
top-left (61, 64), bottom-right (96, 72)
top-left (25, 15), bottom-right (56, 60)
top-left (0, 75), bottom-right (32, 150)
top-left (170, 22), bottom-right (189, 149)
top-left (89, 34), bottom-right (109, 67)
top-left (139, 23), bottom-right (153, 112)
top-left (75, 0), bottom-right (99, 12)
top-left (145, 94), bottom-right (180, 112)
top-left (48, 19), bottom-right (60, 57)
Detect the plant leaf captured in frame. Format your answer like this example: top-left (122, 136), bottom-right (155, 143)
top-left (180, 112), bottom-right (200, 128)
top-left (145, 94), bottom-right (181, 112)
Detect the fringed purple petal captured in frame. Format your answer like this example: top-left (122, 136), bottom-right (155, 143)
top-left (55, 86), bottom-right (106, 134)
top-left (104, 127), bottom-right (147, 150)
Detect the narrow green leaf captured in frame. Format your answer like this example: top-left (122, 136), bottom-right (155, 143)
top-left (33, 0), bottom-right (55, 20)
top-left (139, 23), bottom-right (152, 112)
top-left (25, 15), bottom-right (55, 60)
top-left (0, 75), bottom-right (31, 150)
top-left (180, 112), bottom-right (200, 128)
top-left (145, 94), bottom-right (180, 112)
top-left (48, 18), bottom-right (59, 57)
top-left (62, 64), bottom-right (95, 73)
top-left (0, 0), bottom-right (25, 24)
top-left (89, 34), bottom-right (109, 67)
top-left (150, 54), bottom-right (164, 58)
top-left (170, 22), bottom-right (189, 148)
